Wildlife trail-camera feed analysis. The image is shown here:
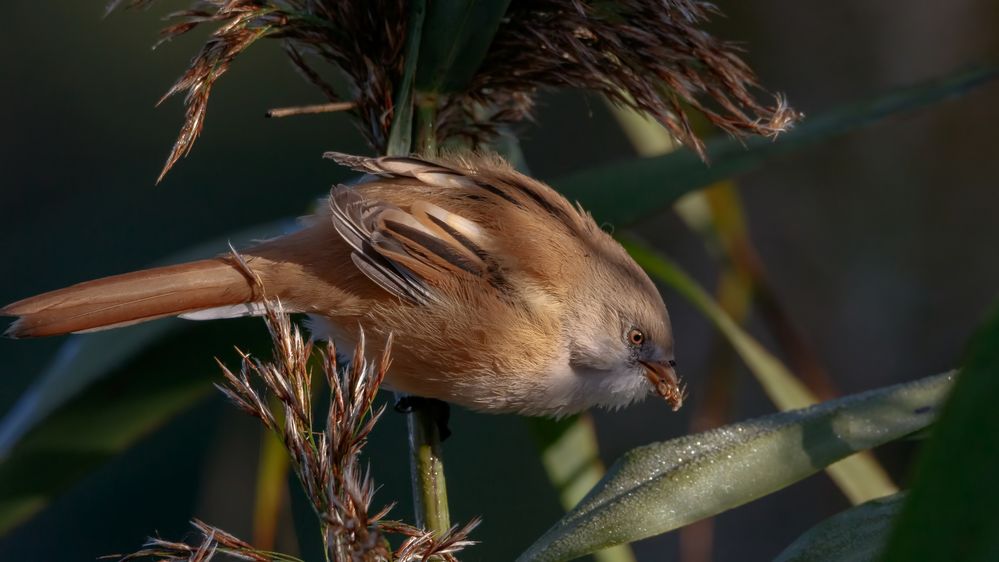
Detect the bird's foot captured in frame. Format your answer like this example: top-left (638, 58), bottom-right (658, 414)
top-left (393, 396), bottom-right (452, 441)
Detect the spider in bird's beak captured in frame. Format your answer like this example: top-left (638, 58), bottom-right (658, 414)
top-left (640, 359), bottom-right (685, 411)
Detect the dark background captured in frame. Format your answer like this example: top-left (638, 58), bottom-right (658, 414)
top-left (1, 1), bottom-right (998, 560)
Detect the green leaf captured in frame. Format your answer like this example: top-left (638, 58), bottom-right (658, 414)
top-left (624, 238), bottom-right (898, 503)
top-left (0, 320), bottom-right (273, 533)
top-left (555, 65), bottom-right (999, 227)
top-left (0, 221), bottom-right (293, 458)
top-left (517, 372), bottom-right (953, 562)
top-left (415, 1), bottom-right (511, 93)
top-left (386, 0), bottom-right (427, 156)
top-left (774, 493), bottom-right (905, 562)
top-left (881, 302), bottom-right (999, 561)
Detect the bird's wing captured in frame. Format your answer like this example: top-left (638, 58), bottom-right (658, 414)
top-left (326, 152), bottom-right (594, 239)
top-left (330, 186), bottom-right (507, 305)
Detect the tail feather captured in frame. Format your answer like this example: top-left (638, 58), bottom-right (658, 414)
top-left (1, 259), bottom-right (257, 338)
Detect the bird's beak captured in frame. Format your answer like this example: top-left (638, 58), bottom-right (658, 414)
top-left (640, 360), bottom-right (684, 411)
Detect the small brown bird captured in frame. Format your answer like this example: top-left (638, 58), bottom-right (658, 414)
top-left (2, 153), bottom-right (681, 416)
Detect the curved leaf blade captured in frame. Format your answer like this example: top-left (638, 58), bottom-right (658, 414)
top-left (518, 372), bottom-right (953, 562)
top-left (881, 303), bottom-right (999, 561)
top-left (774, 493), bottom-right (905, 562)
top-left (556, 65), bottom-right (999, 227)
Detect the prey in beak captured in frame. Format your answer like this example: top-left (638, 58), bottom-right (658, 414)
top-left (640, 360), bottom-right (684, 411)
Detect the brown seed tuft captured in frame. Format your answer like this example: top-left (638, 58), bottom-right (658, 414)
top-left (114, 0), bottom-right (800, 182)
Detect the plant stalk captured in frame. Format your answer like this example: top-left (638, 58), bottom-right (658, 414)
top-left (414, 94), bottom-right (439, 156)
top-left (406, 399), bottom-right (451, 534)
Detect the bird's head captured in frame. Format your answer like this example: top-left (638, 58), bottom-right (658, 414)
top-left (566, 244), bottom-right (683, 412)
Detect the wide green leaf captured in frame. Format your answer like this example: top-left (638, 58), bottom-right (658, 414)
top-left (555, 65), bottom-right (999, 227)
top-left (881, 302), bottom-right (999, 561)
top-left (517, 372), bottom-right (953, 562)
top-left (774, 493), bottom-right (905, 562)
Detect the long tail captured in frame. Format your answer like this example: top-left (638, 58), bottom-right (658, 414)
top-left (1, 258), bottom-right (259, 338)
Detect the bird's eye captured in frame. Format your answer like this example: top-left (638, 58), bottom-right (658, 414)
top-left (627, 328), bottom-right (645, 346)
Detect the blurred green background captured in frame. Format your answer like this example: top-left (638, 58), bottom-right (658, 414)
top-left (1, 1), bottom-right (998, 560)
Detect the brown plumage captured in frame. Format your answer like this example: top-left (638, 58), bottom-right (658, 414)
top-left (2, 153), bottom-right (681, 416)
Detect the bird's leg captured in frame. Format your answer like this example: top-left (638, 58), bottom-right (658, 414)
top-left (394, 396), bottom-right (452, 441)
top-left (432, 399), bottom-right (452, 441)
top-left (392, 395), bottom-right (420, 413)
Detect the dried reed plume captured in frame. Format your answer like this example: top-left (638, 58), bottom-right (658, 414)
top-left (109, 0), bottom-right (799, 179)
top-left (459, 0), bottom-right (802, 156)
top-left (109, 0), bottom-right (408, 182)
top-left (114, 301), bottom-right (478, 562)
